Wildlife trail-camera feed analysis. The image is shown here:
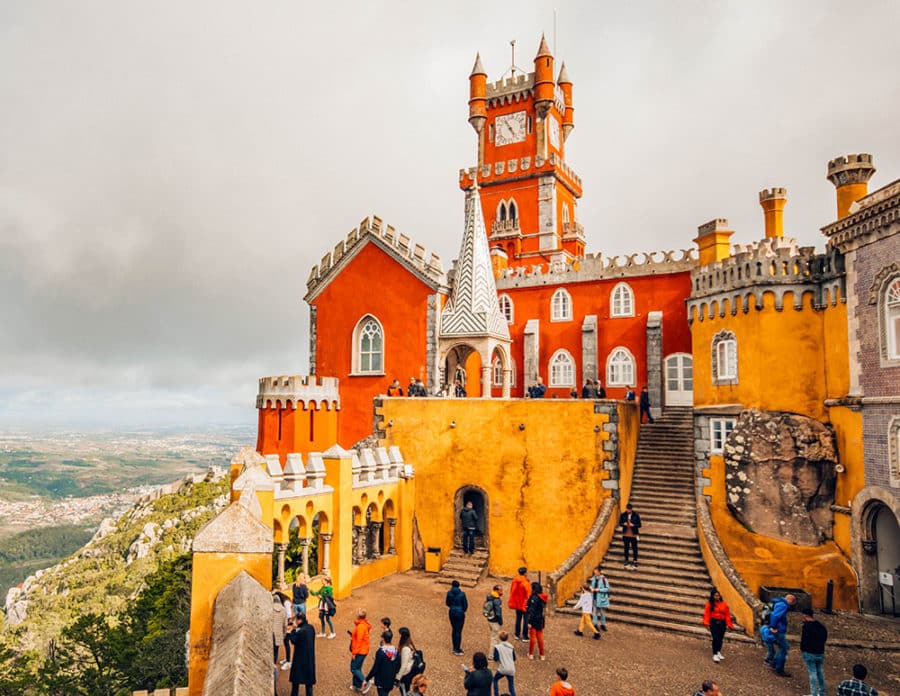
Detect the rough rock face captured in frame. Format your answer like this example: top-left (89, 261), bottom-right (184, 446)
top-left (724, 410), bottom-right (837, 546)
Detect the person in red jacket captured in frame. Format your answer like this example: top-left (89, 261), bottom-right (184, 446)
top-left (507, 567), bottom-right (530, 642)
top-left (702, 588), bottom-right (734, 662)
top-left (349, 608), bottom-right (372, 692)
top-left (549, 667), bottom-right (576, 696)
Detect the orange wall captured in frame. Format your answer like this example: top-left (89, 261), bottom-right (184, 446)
top-left (257, 402), bottom-right (340, 465)
top-left (312, 243), bottom-right (436, 446)
top-left (494, 272), bottom-right (692, 399)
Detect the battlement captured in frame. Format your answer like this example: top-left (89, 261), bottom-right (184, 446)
top-left (827, 153), bottom-right (876, 185)
top-left (256, 375), bottom-right (340, 409)
top-left (486, 72), bottom-right (533, 102)
top-left (305, 216), bottom-right (446, 300)
top-left (459, 151), bottom-right (582, 192)
top-left (495, 247), bottom-right (696, 289)
top-left (697, 218), bottom-right (731, 236)
top-left (759, 187), bottom-right (787, 202)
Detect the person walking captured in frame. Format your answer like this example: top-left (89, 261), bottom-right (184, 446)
top-left (549, 667), bottom-right (575, 696)
top-left (800, 607), bottom-right (828, 696)
top-left (484, 584), bottom-right (503, 651)
top-left (287, 612), bottom-right (316, 696)
top-left (589, 565), bottom-right (610, 634)
top-left (508, 567), bottom-right (530, 642)
top-left (445, 579), bottom-right (468, 656)
top-left (639, 386), bottom-right (654, 423)
top-left (310, 576), bottom-right (336, 638)
top-left (460, 501), bottom-right (478, 555)
top-left (618, 503), bottom-right (642, 569)
top-left (526, 581), bottom-right (548, 660)
top-left (837, 664), bottom-right (878, 696)
top-left (702, 588), bottom-right (734, 662)
top-left (396, 627), bottom-right (420, 696)
top-left (463, 651), bottom-right (493, 696)
top-left (491, 631), bottom-right (516, 696)
top-left (764, 593), bottom-right (796, 677)
top-left (349, 608), bottom-right (372, 693)
top-left (571, 584), bottom-right (599, 639)
top-left (364, 629), bottom-right (400, 696)
top-left (273, 592), bottom-right (289, 670)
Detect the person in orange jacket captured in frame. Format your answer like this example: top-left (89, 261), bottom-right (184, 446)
top-left (702, 588), bottom-right (734, 663)
top-left (349, 608), bottom-right (373, 692)
top-left (508, 567), bottom-right (530, 642)
top-left (549, 667), bottom-right (576, 696)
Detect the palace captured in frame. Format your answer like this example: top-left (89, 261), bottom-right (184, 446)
top-left (182, 36), bottom-right (900, 695)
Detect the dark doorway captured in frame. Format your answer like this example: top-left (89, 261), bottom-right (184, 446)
top-left (454, 485), bottom-right (488, 551)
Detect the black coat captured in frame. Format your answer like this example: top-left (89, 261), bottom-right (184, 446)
top-left (460, 508), bottom-right (478, 530)
top-left (445, 586), bottom-right (468, 618)
top-left (288, 621), bottom-right (316, 685)
top-left (464, 668), bottom-right (493, 696)
top-left (365, 645), bottom-right (400, 689)
top-left (619, 510), bottom-right (642, 533)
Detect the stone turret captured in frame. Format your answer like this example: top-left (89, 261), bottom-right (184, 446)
top-left (533, 35), bottom-right (555, 119)
top-left (827, 153), bottom-right (875, 220)
top-left (557, 62), bottom-right (574, 141)
top-left (759, 188), bottom-right (787, 239)
top-left (468, 53), bottom-right (487, 133)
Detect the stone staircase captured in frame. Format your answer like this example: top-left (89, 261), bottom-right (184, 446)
top-left (436, 546), bottom-right (489, 588)
top-left (561, 407), bottom-right (744, 638)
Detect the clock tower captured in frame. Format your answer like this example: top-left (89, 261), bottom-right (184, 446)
top-left (460, 35), bottom-right (584, 271)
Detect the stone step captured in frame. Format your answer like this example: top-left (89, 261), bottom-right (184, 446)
top-left (615, 531), bottom-right (700, 548)
top-left (566, 585), bottom-right (708, 609)
top-left (627, 494), bottom-right (695, 506)
top-left (599, 569), bottom-right (713, 595)
top-left (600, 562), bottom-right (710, 586)
top-left (607, 540), bottom-right (703, 561)
top-left (555, 606), bottom-right (751, 642)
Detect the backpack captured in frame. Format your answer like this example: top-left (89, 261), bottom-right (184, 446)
top-left (410, 648), bottom-right (426, 677)
top-left (323, 594), bottom-right (337, 617)
top-left (482, 597), bottom-right (496, 620)
top-left (759, 600), bottom-right (775, 626)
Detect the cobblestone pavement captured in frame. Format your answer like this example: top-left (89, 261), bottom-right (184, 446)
top-left (277, 571), bottom-right (900, 696)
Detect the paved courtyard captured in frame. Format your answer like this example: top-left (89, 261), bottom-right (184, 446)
top-left (275, 571), bottom-right (899, 696)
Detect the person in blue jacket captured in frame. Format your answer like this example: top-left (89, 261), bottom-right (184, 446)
top-left (765, 593), bottom-right (797, 677)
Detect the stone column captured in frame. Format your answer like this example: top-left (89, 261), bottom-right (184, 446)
top-left (299, 537), bottom-right (310, 577)
top-left (275, 542), bottom-right (287, 588)
top-left (368, 522), bottom-right (383, 558)
top-left (387, 518), bottom-right (397, 554)
top-left (319, 533), bottom-right (332, 576)
top-left (502, 369), bottom-right (512, 398)
top-left (581, 315), bottom-right (598, 385)
top-left (523, 319), bottom-right (540, 387)
top-left (352, 525), bottom-right (367, 564)
top-left (481, 365), bottom-right (492, 397)
top-left (646, 311), bottom-right (663, 418)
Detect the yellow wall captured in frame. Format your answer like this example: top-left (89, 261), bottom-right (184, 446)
top-left (377, 398), bottom-right (616, 576)
top-left (552, 498), bottom-right (618, 606)
top-left (188, 553), bottom-right (271, 696)
top-left (828, 405), bottom-right (864, 558)
top-left (703, 454), bottom-right (856, 609)
top-left (822, 295), bottom-right (850, 399)
top-left (616, 402), bottom-right (639, 512)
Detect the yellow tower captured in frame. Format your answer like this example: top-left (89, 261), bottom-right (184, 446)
top-left (826, 153), bottom-right (876, 219)
top-left (759, 187), bottom-right (787, 239)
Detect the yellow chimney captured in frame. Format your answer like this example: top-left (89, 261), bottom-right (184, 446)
top-left (759, 188), bottom-right (787, 238)
top-left (826, 154), bottom-right (875, 219)
top-left (694, 219), bottom-right (734, 266)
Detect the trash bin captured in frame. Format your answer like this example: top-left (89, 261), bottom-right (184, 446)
top-left (425, 546), bottom-right (441, 573)
top-left (759, 586), bottom-right (812, 612)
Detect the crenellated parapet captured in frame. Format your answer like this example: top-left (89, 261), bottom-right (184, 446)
top-left (495, 247), bottom-right (696, 289)
top-left (688, 236), bottom-right (845, 321)
top-left (459, 151), bottom-right (582, 194)
top-left (256, 375), bottom-right (340, 410)
top-left (305, 215), bottom-right (446, 301)
top-left (481, 72), bottom-right (567, 114)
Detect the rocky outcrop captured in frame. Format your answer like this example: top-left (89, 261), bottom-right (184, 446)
top-left (724, 410), bottom-right (837, 546)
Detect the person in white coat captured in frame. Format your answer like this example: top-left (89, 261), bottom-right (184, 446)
top-left (572, 585), bottom-right (599, 638)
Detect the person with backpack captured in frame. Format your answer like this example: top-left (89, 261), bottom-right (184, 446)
top-left (364, 629), bottom-right (399, 696)
top-left (311, 576), bottom-right (336, 638)
top-left (526, 581), bottom-right (548, 660)
top-left (484, 584), bottom-right (503, 651)
top-left (702, 588), bottom-right (734, 662)
top-left (508, 567), bottom-right (530, 642)
top-left (396, 626), bottom-right (425, 696)
top-left (491, 630), bottom-right (516, 696)
top-left (764, 593), bottom-right (796, 677)
top-left (445, 579), bottom-right (469, 656)
top-left (589, 565), bottom-right (610, 634)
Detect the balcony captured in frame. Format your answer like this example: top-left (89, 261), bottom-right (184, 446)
top-left (562, 221), bottom-right (585, 242)
top-left (490, 218), bottom-right (521, 238)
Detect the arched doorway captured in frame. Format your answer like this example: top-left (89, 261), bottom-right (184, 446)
top-left (853, 487), bottom-right (900, 614)
top-left (454, 485), bottom-right (489, 551)
top-left (445, 345), bottom-right (480, 396)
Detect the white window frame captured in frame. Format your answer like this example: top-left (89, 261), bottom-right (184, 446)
top-left (352, 315), bottom-right (385, 375)
top-left (606, 347), bottom-right (636, 387)
top-left (498, 294), bottom-right (514, 324)
top-left (497, 200), bottom-right (508, 221)
top-left (712, 330), bottom-right (738, 384)
top-left (549, 350), bottom-right (576, 387)
top-left (492, 356), bottom-right (517, 387)
top-left (885, 277), bottom-right (900, 361)
top-left (562, 203), bottom-right (570, 224)
top-left (710, 418), bottom-right (737, 455)
top-left (610, 282), bottom-right (634, 318)
top-left (550, 288), bottom-right (573, 322)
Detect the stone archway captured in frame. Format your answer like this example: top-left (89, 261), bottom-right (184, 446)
top-left (454, 485), bottom-right (489, 551)
top-left (851, 486), bottom-right (900, 613)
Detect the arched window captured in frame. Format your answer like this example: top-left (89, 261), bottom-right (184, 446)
top-left (606, 347), bottom-right (635, 387)
top-left (889, 417), bottom-right (900, 486)
top-left (885, 276), bottom-right (900, 360)
top-left (562, 204), bottom-right (570, 224)
top-left (498, 201), bottom-right (507, 222)
top-left (611, 282), bottom-right (634, 317)
top-left (353, 315), bottom-right (384, 374)
top-left (498, 294), bottom-right (514, 323)
top-left (711, 330), bottom-right (738, 384)
top-left (491, 356), bottom-right (516, 386)
top-left (508, 199), bottom-right (518, 222)
top-left (551, 288), bottom-right (572, 322)
top-left (549, 350), bottom-right (575, 387)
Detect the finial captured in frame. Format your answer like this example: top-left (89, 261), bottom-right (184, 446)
top-left (535, 33), bottom-right (553, 59)
top-left (470, 52), bottom-right (486, 77)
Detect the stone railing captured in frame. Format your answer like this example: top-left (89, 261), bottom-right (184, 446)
top-left (306, 215), bottom-right (445, 299)
top-left (561, 221), bottom-right (585, 242)
top-left (459, 151), bottom-right (582, 191)
top-left (490, 218), bottom-right (521, 237)
top-left (256, 374), bottom-right (340, 410)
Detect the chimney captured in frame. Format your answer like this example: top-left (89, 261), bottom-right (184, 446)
top-left (490, 245), bottom-right (509, 278)
top-left (694, 219), bottom-right (734, 265)
top-left (826, 153), bottom-right (875, 219)
top-left (759, 188), bottom-right (787, 238)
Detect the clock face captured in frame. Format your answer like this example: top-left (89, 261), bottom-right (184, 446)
top-left (495, 111), bottom-right (527, 146)
top-left (549, 116), bottom-right (561, 150)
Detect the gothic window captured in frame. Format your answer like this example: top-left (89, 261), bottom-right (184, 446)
top-left (489, 123), bottom-right (494, 142)
top-left (551, 288), bottom-right (572, 322)
top-left (611, 282), bottom-right (634, 317)
top-left (712, 330), bottom-right (738, 384)
top-left (562, 204), bottom-right (570, 224)
top-left (353, 315), bottom-right (384, 374)
top-left (549, 350), bottom-right (575, 387)
top-left (710, 418), bottom-right (736, 454)
top-left (498, 294), bottom-right (514, 323)
top-left (508, 199), bottom-right (518, 222)
top-left (492, 357), bottom-right (517, 387)
top-left (498, 201), bottom-right (508, 221)
top-left (885, 277), bottom-right (900, 361)
top-left (606, 347), bottom-right (635, 387)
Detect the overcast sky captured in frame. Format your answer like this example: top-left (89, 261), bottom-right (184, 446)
top-left (1, 1), bottom-right (898, 430)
